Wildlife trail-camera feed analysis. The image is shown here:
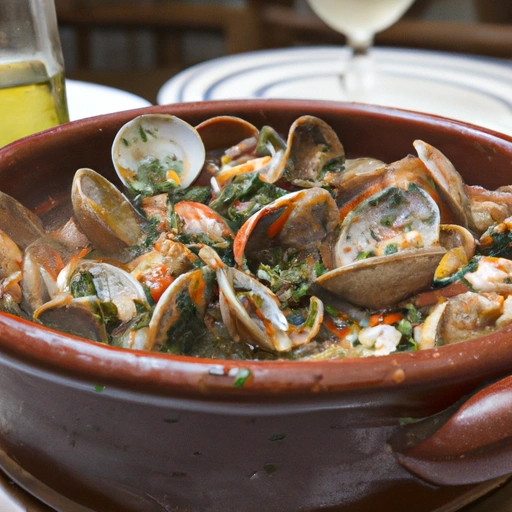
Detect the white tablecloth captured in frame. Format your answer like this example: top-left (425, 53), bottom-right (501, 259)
top-left (66, 80), bottom-right (151, 121)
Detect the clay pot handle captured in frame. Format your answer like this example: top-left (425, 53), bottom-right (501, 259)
top-left (389, 374), bottom-right (512, 486)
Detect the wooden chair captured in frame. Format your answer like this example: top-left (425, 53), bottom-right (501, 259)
top-left (55, 0), bottom-right (257, 103)
top-left (245, 0), bottom-right (512, 58)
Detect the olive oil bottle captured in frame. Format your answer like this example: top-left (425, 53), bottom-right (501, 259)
top-left (0, 0), bottom-right (69, 148)
top-left (0, 60), bottom-right (69, 147)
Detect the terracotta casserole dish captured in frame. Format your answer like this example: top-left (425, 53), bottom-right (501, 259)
top-left (1, 100), bottom-right (512, 512)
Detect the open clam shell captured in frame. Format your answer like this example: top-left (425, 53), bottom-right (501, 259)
top-left (0, 229), bottom-right (23, 304)
top-left (316, 247), bottom-right (447, 311)
top-left (259, 115), bottom-right (345, 187)
top-left (0, 229), bottom-right (22, 282)
top-left (288, 296), bottom-right (324, 347)
top-left (332, 184), bottom-right (441, 268)
top-left (34, 258), bottom-right (152, 347)
top-left (0, 190), bottom-right (44, 250)
top-left (36, 297), bottom-right (109, 343)
top-left (71, 168), bottom-right (146, 257)
top-left (112, 113), bottom-right (205, 195)
top-left (282, 115), bottom-right (345, 186)
top-left (217, 265), bottom-right (291, 352)
top-left (21, 218), bottom-right (90, 314)
top-left (64, 260), bottom-right (149, 320)
top-left (147, 267), bottom-right (215, 352)
top-left (198, 245), bottom-right (291, 353)
top-left (432, 225), bottom-right (477, 286)
top-left (195, 115), bottom-right (259, 153)
top-left (414, 139), bottom-right (473, 228)
top-left (234, 187), bottom-right (339, 269)
top-left (439, 224), bottom-right (476, 259)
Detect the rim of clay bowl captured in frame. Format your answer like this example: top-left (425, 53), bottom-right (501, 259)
top-left (1, 99), bottom-right (512, 401)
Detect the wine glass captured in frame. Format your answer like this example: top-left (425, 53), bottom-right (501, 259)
top-left (305, 0), bottom-right (416, 101)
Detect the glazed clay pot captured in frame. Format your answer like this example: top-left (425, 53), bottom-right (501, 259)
top-left (1, 100), bottom-right (512, 512)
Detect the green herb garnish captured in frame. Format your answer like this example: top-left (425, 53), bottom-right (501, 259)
top-left (233, 368), bottom-right (251, 387)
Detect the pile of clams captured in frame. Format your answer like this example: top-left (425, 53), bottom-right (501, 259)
top-left (2, 113), bottom-right (512, 360)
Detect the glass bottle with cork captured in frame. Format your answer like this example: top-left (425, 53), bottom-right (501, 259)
top-left (0, 0), bottom-right (69, 148)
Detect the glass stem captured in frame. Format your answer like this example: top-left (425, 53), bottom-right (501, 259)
top-left (342, 34), bottom-right (376, 101)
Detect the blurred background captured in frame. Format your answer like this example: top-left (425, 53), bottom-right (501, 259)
top-left (55, 0), bottom-right (512, 104)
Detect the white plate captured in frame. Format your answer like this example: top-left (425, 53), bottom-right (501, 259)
top-left (158, 46), bottom-right (512, 136)
top-left (66, 79), bottom-right (151, 121)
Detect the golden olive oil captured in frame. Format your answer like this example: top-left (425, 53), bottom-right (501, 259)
top-left (0, 60), bottom-right (69, 147)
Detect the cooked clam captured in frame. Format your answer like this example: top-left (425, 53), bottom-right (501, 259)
top-left (416, 290), bottom-right (504, 349)
top-left (71, 168), bottom-right (146, 257)
top-left (465, 185), bottom-right (512, 234)
top-left (65, 260), bottom-right (150, 322)
top-left (234, 187), bottom-right (339, 270)
top-left (112, 114), bottom-right (205, 196)
top-left (288, 296), bottom-right (324, 347)
top-left (256, 115), bottom-right (345, 187)
top-left (128, 237), bottom-right (197, 302)
top-left (0, 229), bottom-right (23, 304)
top-left (0, 190), bottom-right (44, 250)
top-left (200, 246), bottom-right (291, 352)
top-left (439, 224), bottom-right (476, 260)
top-left (414, 139), bottom-right (473, 228)
top-left (35, 258), bottom-right (152, 348)
top-left (36, 297), bottom-right (109, 343)
top-left (316, 248), bottom-right (447, 310)
top-left (214, 156), bottom-right (272, 189)
top-left (332, 184), bottom-right (441, 268)
top-left (195, 115), bottom-right (259, 153)
top-left (147, 267), bottom-right (215, 352)
top-left (21, 218), bottom-right (90, 314)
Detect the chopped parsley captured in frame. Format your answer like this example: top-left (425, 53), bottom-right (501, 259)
top-left (233, 368), bottom-right (251, 387)
top-left (209, 172), bottom-right (287, 228)
top-left (70, 270), bottom-right (97, 298)
top-left (128, 155), bottom-right (184, 197)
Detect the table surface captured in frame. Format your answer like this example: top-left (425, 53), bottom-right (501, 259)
top-left (0, 467), bottom-right (511, 511)
top-left (157, 46), bottom-right (512, 137)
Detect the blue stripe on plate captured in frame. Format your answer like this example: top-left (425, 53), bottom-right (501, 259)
top-left (167, 46), bottom-right (512, 104)
top-left (252, 70), bottom-right (512, 112)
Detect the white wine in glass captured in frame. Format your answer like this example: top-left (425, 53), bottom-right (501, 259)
top-left (306, 0), bottom-right (416, 100)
